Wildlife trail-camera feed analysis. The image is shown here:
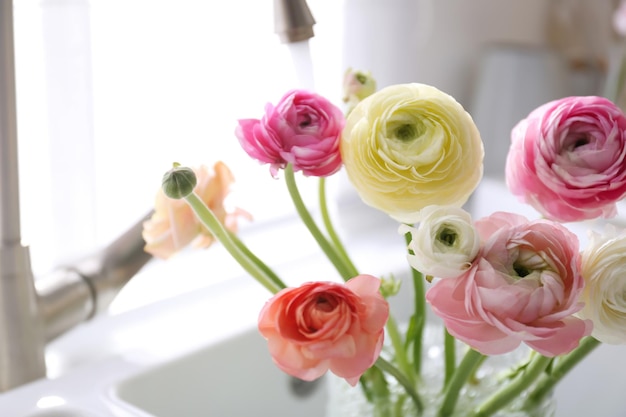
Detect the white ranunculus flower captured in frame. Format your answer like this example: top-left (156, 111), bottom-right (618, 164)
top-left (399, 205), bottom-right (479, 279)
top-left (578, 227), bottom-right (626, 344)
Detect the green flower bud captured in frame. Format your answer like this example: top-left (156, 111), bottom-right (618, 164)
top-left (380, 274), bottom-right (402, 298)
top-left (162, 163), bottom-right (197, 199)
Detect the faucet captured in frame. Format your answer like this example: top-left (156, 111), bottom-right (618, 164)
top-left (0, 0), bottom-right (152, 392)
top-left (0, 0), bottom-right (315, 393)
top-left (273, 0), bottom-right (316, 43)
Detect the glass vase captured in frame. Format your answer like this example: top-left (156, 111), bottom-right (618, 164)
top-left (325, 318), bottom-right (556, 417)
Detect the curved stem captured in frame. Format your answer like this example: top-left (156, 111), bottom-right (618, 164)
top-left (318, 177), bottom-right (359, 277)
top-left (228, 231), bottom-right (287, 290)
top-left (524, 337), bottom-right (600, 408)
top-left (438, 348), bottom-right (485, 417)
top-left (184, 192), bottom-right (283, 294)
top-left (375, 356), bottom-right (423, 413)
top-left (471, 354), bottom-right (553, 417)
top-left (386, 314), bottom-right (416, 387)
top-left (284, 165), bottom-right (354, 281)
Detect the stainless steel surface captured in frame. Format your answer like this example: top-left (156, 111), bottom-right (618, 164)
top-left (36, 212), bottom-right (153, 342)
top-left (0, 0), bottom-right (47, 391)
top-left (273, 0), bottom-right (316, 43)
top-left (0, 0), bottom-right (153, 392)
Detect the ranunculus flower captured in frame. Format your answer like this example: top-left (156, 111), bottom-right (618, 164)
top-left (257, 274), bottom-right (389, 386)
top-left (578, 227), bottom-right (626, 344)
top-left (506, 96), bottom-right (626, 222)
top-left (235, 90), bottom-right (345, 178)
top-left (426, 211), bottom-right (592, 357)
top-left (340, 83), bottom-right (484, 224)
top-left (399, 205), bottom-right (479, 279)
top-left (143, 162), bottom-right (250, 259)
top-left (342, 68), bottom-right (377, 114)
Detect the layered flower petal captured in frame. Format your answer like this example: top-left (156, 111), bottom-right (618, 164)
top-left (340, 83), bottom-right (484, 223)
top-left (506, 96), bottom-right (626, 222)
top-left (427, 212), bottom-right (592, 356)
top-left (235, 90), bottom-right (345, 177)
top-left (578, 227), bottom-right (626, 344)
top-left (258, 275), bottom-right (389, 386)
top-left (400, 205), bottom-right (479, 279)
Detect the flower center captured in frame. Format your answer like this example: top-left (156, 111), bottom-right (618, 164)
top-left (355, 73), bottom-right (368, 85)
top-left (390, 119), bottom-right (426, 143)
top-left (315, 295), bottom-right (335, 312)
top-left (437, 226), bottom-right (458, 247)
top-left (513, 262), bottom-right (531, 278)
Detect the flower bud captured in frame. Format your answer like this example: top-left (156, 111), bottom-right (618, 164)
top-left (161, 163), bottom-right (197, 199)
top-left (343, 68), bottom-right (377, 105)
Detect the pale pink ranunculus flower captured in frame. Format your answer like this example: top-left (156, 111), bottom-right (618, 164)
top-left (257, 274), bottom-right (389, 386)
top-left (143, 162), bottom-right (251, 259)
top-left (506, 96), bottom-right (626, 222)
top-left (426, 211), bottom-right (592, 357)
top-left (235, 90), bottom-right (345, 178)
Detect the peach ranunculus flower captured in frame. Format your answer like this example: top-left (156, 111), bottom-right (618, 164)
top-left (506, 96), bottom-right (626, 222)
top-left (399, 205), bottom-right (479, 279)
top-left (257, 274), bottom-right (389, 386)
top-left (578, 227), bottom-right (626, 344)
top-left (143, 162), bottom-right (250, 259)
top-left (426, 211), bottom-right (592, 357)
top-left (235, 89), bottom-right (345, 178)
top-left (340, 83), bottom-right (484, 224)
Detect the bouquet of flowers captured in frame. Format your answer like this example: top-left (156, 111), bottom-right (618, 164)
top-left (141, 68), bottom-right (626, 416)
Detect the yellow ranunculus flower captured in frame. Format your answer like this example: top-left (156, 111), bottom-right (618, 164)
top-left (340, 83), bottom-right (484, 224)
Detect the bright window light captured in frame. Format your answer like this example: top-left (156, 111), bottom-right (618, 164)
top-left (13, 0), bottom-right (343, 276)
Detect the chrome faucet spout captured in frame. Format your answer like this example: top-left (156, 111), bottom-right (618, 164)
top-left (36, 212), bottom-right (153, 342)
top-left (273, 0), bottom-right (316, 43)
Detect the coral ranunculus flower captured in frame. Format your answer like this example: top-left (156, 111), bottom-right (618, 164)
top-left (257, 274), bottom-right (389, 386)
top-left (426, 211), bottom-right (592, 357)
top-left (506, 96), bottom-right (626, 222)
top-left (142, 162), bottom-right (250, 259)
top-left (340, 83), bottom-right (484, 224)
top-left (235, 90), bottom-right (345, 178)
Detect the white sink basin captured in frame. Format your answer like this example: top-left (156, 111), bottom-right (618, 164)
top-left (112, 328), bottom-right (327, 416)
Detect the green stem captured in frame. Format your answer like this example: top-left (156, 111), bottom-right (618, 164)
top-left (471, 354), bottom-right (553, 417)
top-left (375, 356), bottom-right (423, 413)
top-left (405, 231), bottom-right (426, 377)
top-left (184, 192), bottom-right (283, 294)
top-left (284, 164), bottom-right (354, 281)
top-left (438, 348), bottom-right (485, 417)
top-left (318, 177), bottom-right (359, 277)
top-left (443, 328), bottom-right (456, 387)
top-left (386, 314), bottom-right (416, 387)
top-left (524, 337), bottom-right (601, 408)
top-left (228, 231), bottom-right (287, 290)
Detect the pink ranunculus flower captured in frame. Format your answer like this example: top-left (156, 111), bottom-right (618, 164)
top-left (235, 90), bottom-right (345, 178)
top-left (143, 162), bottom-right (251, 259)
top-left (506, 96), bottom-right (626, 222)
top-left (426, 211), bottom-right (592, 357)
top-left (258, 274), bottom-right (389, 386)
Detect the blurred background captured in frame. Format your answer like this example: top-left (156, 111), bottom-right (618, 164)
top-left (10, 0), bottom-right (622, 298)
